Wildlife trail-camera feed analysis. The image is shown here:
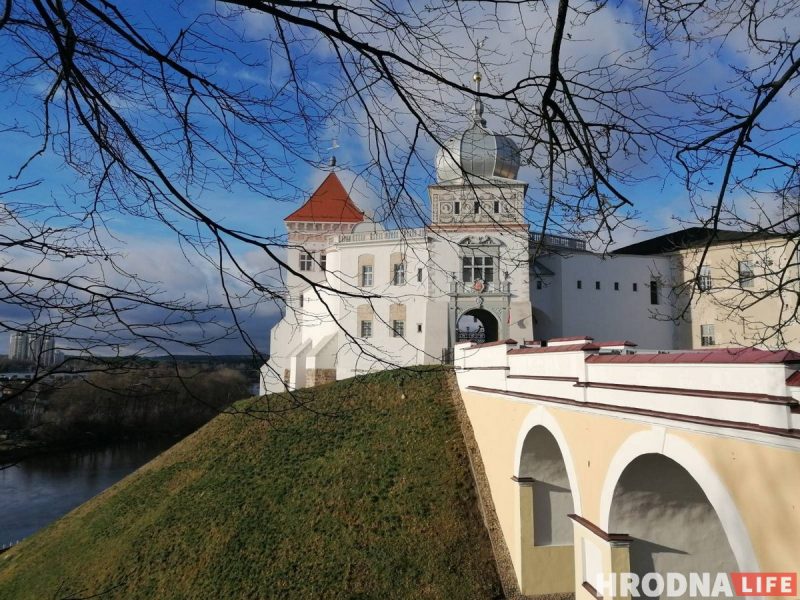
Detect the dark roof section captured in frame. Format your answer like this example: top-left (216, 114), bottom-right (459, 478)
top-left (613, 227), bottom-right (787, 256)
top-left (285, 173), bottom-right (365, 223)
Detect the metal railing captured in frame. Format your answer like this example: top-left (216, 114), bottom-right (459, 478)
top-left (530, 232), bottom-right (587, 251)
top-left (457, 331), bottom-right (486, 343)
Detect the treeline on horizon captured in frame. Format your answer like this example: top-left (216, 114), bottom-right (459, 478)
top-left (0, 353), bottom-right (267, 373)
top-left (1, 365), bottom-right (252, 456)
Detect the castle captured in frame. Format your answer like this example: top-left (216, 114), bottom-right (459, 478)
top-left (259, 90), bottom-right (682, 394)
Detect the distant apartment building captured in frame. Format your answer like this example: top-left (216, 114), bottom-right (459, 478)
top-left (8, 332), bottom-right (59, 367)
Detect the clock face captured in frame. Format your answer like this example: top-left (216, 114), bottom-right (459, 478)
top-left (440, 202), bottom-right (453, 215)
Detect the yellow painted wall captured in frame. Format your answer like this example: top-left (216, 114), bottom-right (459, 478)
top-left (461, 388), bottom-right (800, 594)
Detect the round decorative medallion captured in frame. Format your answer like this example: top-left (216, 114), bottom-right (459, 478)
top-left (440, 202), bottom-right (453, 214)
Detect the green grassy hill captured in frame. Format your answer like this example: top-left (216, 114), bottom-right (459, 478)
top-left (0, 367), bottom-right (503, 599)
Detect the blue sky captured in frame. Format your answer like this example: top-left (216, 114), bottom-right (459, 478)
top-left (0, 0), bottom-right (797, 355)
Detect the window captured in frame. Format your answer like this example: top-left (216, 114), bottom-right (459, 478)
top-left (701, 324), bottom-right (715, 346)
top-left (361, 265), bottom-right (373, 287)
top-left (417, 323), bottom-right (422, 333)
top-left (633, 282), bottom-right (638, 292)
top-left (474, 201), bottom-right (480, 214)
top-left (360, 320), bottom-right (372, 338)
top-left (595, 281), bottom-right (601, 290)
top-left (650, 280), bottom-right (660, 305)
top-left (614, 282), bottom-right (619, 291)
top-left (320, 254), bottom-right (327, 272)
top-left (417, 267), bottom-right (423, 283)
top-left (392, 320), bottom-right (405, 338)
top-left (536, 279), bottom-right (543, 290)
top-left (493, 201), bottom-right (499, 214)
top-left (393, 262), bottom-right (406, 285)
top-left (299, 294), bottom-right (304, 308)
top-left (738, 261), bottom-right (754, 288)
top-left (454, 201), bottom-right (460, 215)
top-left (577, 280), bottom-right (582, 289)
top-left (299, 251), bottom-right (313, 271)
top-left (462, 255), bottom-right (494, 283)
top-left (698, 265), bottom-right (711, 291)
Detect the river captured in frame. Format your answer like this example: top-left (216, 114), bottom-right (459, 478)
top-left (0, 438), bottom-right (177, 548)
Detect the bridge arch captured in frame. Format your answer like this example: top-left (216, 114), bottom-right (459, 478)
top-left (513, 407), bottom-right (582, 512)
top-left (599, 428), bottom-right (759, 572)
top-left (512, 408), bottom-right (581, 595)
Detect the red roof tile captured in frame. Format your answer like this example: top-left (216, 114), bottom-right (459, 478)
top-left (594, 340), bottom-right (638, 347)
top-left (509, 343), bottom-right (599, 355)
top-left (285, 173), bottom-right (364, 223)
top-left (471, 339), bottom-right (518, 348)
top-left (548, 336), bottom-right (595, 342)
top-left (585, 348), bottom-right (800, 365)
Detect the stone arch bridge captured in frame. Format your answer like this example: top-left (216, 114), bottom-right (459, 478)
top-left (454, 336), bottom-right (800, 599)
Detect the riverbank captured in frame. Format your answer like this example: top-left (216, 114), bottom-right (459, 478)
top-left (0, 437), bottom-right (178, 549)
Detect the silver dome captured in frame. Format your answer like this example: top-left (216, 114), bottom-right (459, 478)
top-left (435, 100), bottom-right (520, 183)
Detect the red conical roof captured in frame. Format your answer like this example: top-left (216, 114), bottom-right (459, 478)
top-left (285, 173), bottom-right (364, 223)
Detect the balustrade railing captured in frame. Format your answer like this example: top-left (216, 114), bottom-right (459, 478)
top-left (449, 280), bottom-right (511, 294)
top-left (337, 228), bottom-right (427, 244)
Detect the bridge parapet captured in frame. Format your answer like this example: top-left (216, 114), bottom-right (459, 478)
top-left (454, 336), bottom-right (800, 599)
top-left (457, 339), bottom-right (800, 438)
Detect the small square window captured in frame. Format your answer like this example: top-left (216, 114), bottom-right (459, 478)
top-left (650, 280), bottom-right (660, 305)
top-left (417, 323), bottom-right (422, 333)
top-left (417, 267), bottom-right (423, 283)
top-left (299, 295), bottom-right (304, 308)
top-left (392, 320), bottom-right (405, 338)
top-left (701, 324), bottom-right (715, 346)
top-left (474, 201), bottom-right (480, 214)
top-left (360, 320), bottom-right (372, 338)
top-left (493, 201), bottom-right (499, 213)
top-left (320, 254), bottom-right (327, 272)
top-left (454, 202), bottom-right (460, 215)
top-left (633, 283), bottom-right (638, 292)
top-left (577, 280), bottom-right (582, 289)
top-left (536, 279), bottom-right (543, 290)
top-left (595, 281), bottom-right (601, 290)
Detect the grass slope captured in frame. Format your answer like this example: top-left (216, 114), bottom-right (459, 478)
top-left (0, 367), bottom-right (502, 599)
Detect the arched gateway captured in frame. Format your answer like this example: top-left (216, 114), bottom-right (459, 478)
top-left (457, 308), bottom-right (499, 344)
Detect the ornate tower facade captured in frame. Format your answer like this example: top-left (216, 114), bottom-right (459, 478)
top-left (428, 71), bottom-right (534, 346)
